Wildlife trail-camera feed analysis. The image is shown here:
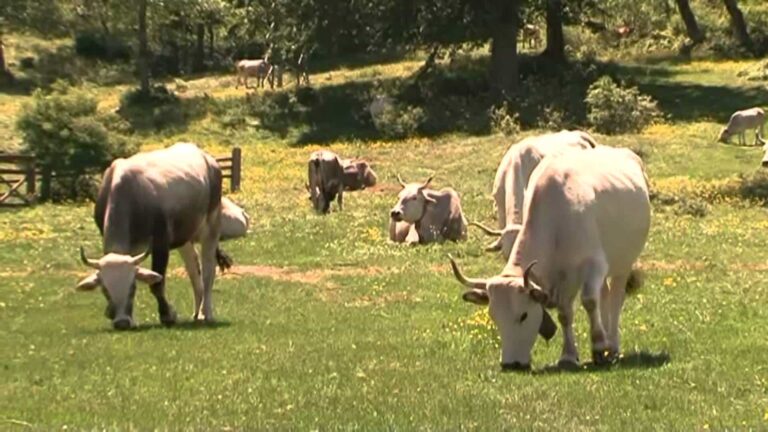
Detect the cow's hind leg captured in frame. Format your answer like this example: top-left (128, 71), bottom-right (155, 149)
top-left (337, 186), bottom-right (344, 211)
top-left (199, 234), bottom-right (219, 323)
top-left (178, 242), bottom-right (204, 321)
top-left (581, 259), bottom-right (613, 365)
top-left (604, 274), bottom-right (628, 355)
top-left (150, 242), bottom-right (177, 326)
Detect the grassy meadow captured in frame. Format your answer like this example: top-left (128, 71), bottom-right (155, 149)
top-left (1, 36), bottom-right (768, 429)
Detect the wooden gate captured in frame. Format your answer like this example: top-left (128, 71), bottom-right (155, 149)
top-left (0, 154), bottom-right (36, 207)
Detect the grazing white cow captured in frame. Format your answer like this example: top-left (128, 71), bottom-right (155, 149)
top-left (449, 146), bottom-right (650, 370)
top-left (235, 59), bottom-right (273, 89)
top-left (479, 130), bottom-right (597, 257)
top-left (389, 175), bottom-right (467, 244)
top-left (718, 107), bottom-right (766, 146)
top-left (307, 150), bottom-right (345, 214)
top-left (77, 143), bottom-right (223, 330)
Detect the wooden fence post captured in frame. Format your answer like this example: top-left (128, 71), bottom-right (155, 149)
top-left (25, 159), bottom-right (36, 198)
top-left (231, 147), bottom-right (241, 192)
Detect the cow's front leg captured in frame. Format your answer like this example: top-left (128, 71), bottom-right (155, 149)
top-left (150, 243), bottom-right (176, 325)
top-left (582, 261), bottom-right (612, 365)
top-left (557, 304), bottom-right (579, 368)
top-left (178, 242), bottom-right (204, 321)
top-left (337, 187), bottom-right (344, 211)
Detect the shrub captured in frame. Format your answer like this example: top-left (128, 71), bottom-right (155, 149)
top-left (74, 32), bottom-right (131, 62)
top-left (118, 85), bottom-right (208, 131)
top-left (585, 76), bottom-right (661, 134)
top-left (488, 101), bottom-right (521, 137)
top-left (369, 95), bottom-right (425, 139)
top-left (16, 81), bottom-right (136, 202)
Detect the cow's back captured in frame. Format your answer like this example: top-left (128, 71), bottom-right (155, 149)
top-left (520, 147), bottom-right (649, 273)
top-left (98, 143), bottom-right (221, 253)
top-left (495, 130), bottom-right (596, 226)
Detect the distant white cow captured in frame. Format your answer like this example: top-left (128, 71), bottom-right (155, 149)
top-left (389, 175), bottom-right (467, 244)
top-left (449, 146), bottom-right (650, 370)
top-left (477, 130), bottom-right (597, 257)
top-left (520, 24), bottom-right (541, 49)
top-left (760, 135), bottom-right (768, 167)
top-left (718, 107), bottom-right (765, 146)
top-left (235, 59), bottom-right (273, 89)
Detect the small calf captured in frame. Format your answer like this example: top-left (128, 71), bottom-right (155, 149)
top-left (389, 175), bottom-right (467, 244)
top-left (719, 107), bottom-right (766, 146)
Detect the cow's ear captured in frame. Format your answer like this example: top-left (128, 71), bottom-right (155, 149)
top-left (421, 191), bottom-right (437, 204)
top-left (136, 268), bottom-right (163, 285)
top-left (462, 289), bottom-right (489, 305)
top-left (539, 309), bottom-right (557, 341)
top-left (76, 273), bottom-right (100, 291)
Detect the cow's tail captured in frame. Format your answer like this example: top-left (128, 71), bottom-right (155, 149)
top-left (625, 268), bottom-right (644, 295)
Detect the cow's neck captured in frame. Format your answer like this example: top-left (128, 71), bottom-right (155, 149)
top-left (103, 200), bottom-right (134, 255)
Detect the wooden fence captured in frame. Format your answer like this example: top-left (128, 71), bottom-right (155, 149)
top-left (0, 147), bottom-right (242, 207)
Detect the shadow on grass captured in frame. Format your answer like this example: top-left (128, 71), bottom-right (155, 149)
top-left (530, 350), bottom-right (671, 375)
top-left (87, 320), bottom-right (232, 334)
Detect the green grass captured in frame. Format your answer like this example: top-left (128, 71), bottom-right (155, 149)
top-left (2, 45), bottom-right (768, 429)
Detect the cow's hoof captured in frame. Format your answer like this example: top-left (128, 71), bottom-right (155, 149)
top-left (112, 318), bottom-right (135, 331)
top-left (500, 362), bottom-right (531, 372)
top-left (160, 308), bottom-right (177, 326)
top-left (557, 358), bottom-right (580, 370)
top-left (592, 349), bottom-right (618, 366)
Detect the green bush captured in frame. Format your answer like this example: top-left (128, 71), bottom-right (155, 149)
top-left (16, 81), bottom-right (135, 202)
top-left (488, 101), bottom-right (521, 137)
top-left (370, 98), bottom-right (425, 139)
top-left (585, 76), bottom-right (661, 134)
top-left (74, 32), bottom-right (131, 62)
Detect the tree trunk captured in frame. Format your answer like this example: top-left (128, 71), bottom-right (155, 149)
top-left (193, 23), bottom-right (205, 72)
top-left (489, 0), bottom-right (520, 102)
top-left (675, 0), bottom-right (704, 44)
top-left (137, 0), bottom-right (150, 94)
top-left (543, 0), bottom-right (566, 62)
top-left (0, 34), bottom-right (7, 74)
top-left (722, 0), bottom-right (754, 53)
top-left (207, 24), bottom-right (214, 62)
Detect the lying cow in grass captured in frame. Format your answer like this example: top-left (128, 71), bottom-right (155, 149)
top-left (449, 146), bottom-right (650, 370)
top-left (475, 130), bottom-right (597, 258)
top-left (77, 143), bottom-right (224, 330)
top-left (389, 175), bottom-right (467, 244)
top-left (718, 107), bottom-right (765, 146)
top-left (341, 158), bottom-right (378, 191)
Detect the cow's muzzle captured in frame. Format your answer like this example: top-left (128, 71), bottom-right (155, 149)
top-left (112, 316), bottom-right (135, 331)
top-left (390, 210), bottom-right (403, 222)
top-left (500, 362), bottom-right (531, 372)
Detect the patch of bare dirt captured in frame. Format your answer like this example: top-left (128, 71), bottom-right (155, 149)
top-left (638, 260), bottom-right (706, 271)
top-left (171, 264), bottom-right (386, 284)
top-left (367, 183), bottom-right (401, 194)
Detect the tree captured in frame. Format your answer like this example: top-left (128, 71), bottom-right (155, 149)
top-left (137, 0), bottom-right (150, 94)
top-left (542, 0), bottom-right (565, 62)
top-left (488, 0), bottom-right (521, 101)
top-left (722, 0), bottom-right (754, 54)
top-left (674, 0), bottom-right (704, 45)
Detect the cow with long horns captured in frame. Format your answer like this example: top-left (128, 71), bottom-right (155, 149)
top-left (77, 143), bottom-right (223, 330)
top-left (389, 175), bottom-right (467, 244)
top-left (448, 146), bottom-right (650, 370)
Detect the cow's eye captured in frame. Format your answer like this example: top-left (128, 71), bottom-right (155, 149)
top-left (519, 312), bottom-right (528, 323)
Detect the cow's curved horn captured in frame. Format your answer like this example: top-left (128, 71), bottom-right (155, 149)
top-left (448, 254), bottom-right (487, 290)
top-left (419, 175), bottom-right (434, 190)
top-left (80, 246), bottom-right (100, 269)
top-left (130, 249), bottom-right (151, 265)
top-left (397, 174), bottom-right (407, 188)
top-left (523, 260), bottom-right (538, 289)
top-left (469, 221), bottom-right (502, 237)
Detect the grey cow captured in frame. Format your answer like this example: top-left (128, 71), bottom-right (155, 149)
top-left (389, 175), bottom-right (467, 244)
top-left (76, 143), bottom-right (223, 330)
top-left (307, 150), bottom-right (345, 214)
top-left (341, 158), bottom-right (378, 191)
